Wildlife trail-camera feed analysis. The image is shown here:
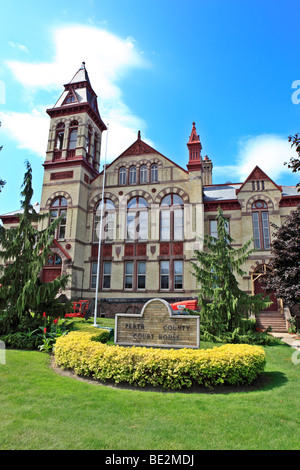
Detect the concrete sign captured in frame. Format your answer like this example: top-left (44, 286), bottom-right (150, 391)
top-left (115, 298), bottom-right (199, 348)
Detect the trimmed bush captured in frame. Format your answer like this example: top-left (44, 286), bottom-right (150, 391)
top-left (54, 331), bottom-right (266, 390)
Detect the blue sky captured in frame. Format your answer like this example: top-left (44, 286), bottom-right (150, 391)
top-left (0, 0), bottom-right (300, 215)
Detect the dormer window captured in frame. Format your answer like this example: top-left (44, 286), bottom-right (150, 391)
top-left (65, 94), bottom-right (76, 103)
top-left (63, 88), bottom-right (77, 104)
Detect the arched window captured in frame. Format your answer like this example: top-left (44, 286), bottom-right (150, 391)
top-left (94, 199), bottom-right (115, 243)
top-left (129, 166), bottom-right (137, 184)
top-left (68, 120), bottom-right (78, 150)
top-left (119, 167), bottom-right (126, 185)
top-left (252, 200), bottom-right (270, 250)
top-left (55, 123), bottom-right (65, 150)
top-left (151, 164), bottom-right (158, 183)
top-left (127, 196), bottom-right (148, 241)
top-left (86, 125), bottom-right (92, 155)
top-left (160, 194), bottom-right (184, 241)
top-left (49, 196), bottom-right (68, 239)
top-left (93, 133), bottom-right (99, 160)
top-left (140, 165), bottom-right (147, 183)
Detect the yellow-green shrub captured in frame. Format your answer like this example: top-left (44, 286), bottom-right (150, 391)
top-left (54, 331), bottom-right (266, 389)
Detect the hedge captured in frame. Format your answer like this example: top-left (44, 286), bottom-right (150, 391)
top-left (54, 331), bottom-right (266, 390)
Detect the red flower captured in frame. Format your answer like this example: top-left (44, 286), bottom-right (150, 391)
top-left (44, 327), bottom-right (47, 334)
top-left (54, 319), bottom-right (58, 324)
top-left (43, 312), bottom-right (46, 318)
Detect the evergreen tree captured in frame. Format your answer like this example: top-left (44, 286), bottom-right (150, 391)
top-left (191, 207), bottom-right (271, 337)
top-left (0, 161), bottom-right (69, 334)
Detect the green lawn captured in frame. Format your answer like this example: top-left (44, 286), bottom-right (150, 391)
top-left (0, 318), bottom-right (299, 450)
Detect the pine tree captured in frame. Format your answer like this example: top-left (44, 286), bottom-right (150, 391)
top-left (0, 161), bottom-right (69, 333)
top-left (191, 207), bottom-right (271, 337)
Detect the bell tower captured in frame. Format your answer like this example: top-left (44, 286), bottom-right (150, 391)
top-left (39, 63), bottom-right (107, 298)
top-left (44, 61), bottom-right (107, 176)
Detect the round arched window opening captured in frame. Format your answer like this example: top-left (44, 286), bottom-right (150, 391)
top-left (251, 200), bottom-right (270, 250)
top-left (160, 194), bottom-right (184, 241)
top-left (94, 199), bottom-right (115, 243)
top-left (127, 196), bottom-right (148, 241)
top-left (50, 196), bottom-right (68, 239)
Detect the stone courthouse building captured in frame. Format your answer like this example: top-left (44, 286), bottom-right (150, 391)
top-left (1, 63), bottom-right (300, 319)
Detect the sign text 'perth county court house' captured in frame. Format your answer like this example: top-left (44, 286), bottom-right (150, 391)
top-left (115, 298), bottom-right (200, 348)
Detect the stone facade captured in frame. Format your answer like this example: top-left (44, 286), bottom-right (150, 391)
top-left (1, 63), bottom-right (300, 317)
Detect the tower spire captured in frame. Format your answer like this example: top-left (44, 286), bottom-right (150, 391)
top-left (187, 122), bottom-right (202, 172)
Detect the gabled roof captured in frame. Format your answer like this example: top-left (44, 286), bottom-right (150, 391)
top-left (92, 131), bottom-right (188, 182)
top-left (235, 165), bottom-right (282, 195)
top-left (118, 130), bottom-right (166, 158)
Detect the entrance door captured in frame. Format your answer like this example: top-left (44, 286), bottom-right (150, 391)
top-left (253, 264), bottom-right (278, 312)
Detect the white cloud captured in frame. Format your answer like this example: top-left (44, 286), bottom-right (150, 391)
top-left (6, 24), bottom-right (148, 98)
top-left (2, 24), bottom-right (151, 162)
top-left (8, 41), bottom-right (28, 53)
top-left (0, 109), bottom-right (49, 156)
top-left (214, 134), bottom-right (298, 183)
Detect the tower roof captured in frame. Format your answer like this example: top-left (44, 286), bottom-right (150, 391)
top-left (52, 62), bottom-right (97, 110)
top-left (67, 61), bottom-right (92, 87)
top-left (47, 62), bottom-right (106, 131)
top-left (188, 122), bottom-right (201, 145)
top-left (187, 121), bottom-right (202, 172)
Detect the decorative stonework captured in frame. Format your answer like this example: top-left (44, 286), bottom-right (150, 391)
top-left (50, 171), bottom-right (74, 181)
top-left (155, 187), bottom-right (189, 204)
top-left (173, 242), bottom-right (183, 255)
top-left (160, 243), bottom-right (170, 255)
top-left (88, 191), bottom-right (119, 211)
top-left (45, 191), bottom-right (72, 209)
top-left (125, 244), bottom-right (134, 256)
top-left (245, 195), bottom-right (274, 212)
top-left (137, 243), bottom-right (147, 256)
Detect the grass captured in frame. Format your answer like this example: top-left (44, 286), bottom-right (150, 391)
top-left (0, 317), bottom-right (300, 450)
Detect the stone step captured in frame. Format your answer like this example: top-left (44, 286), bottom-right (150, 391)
top-left (256, 312), bottom-right (288, 332)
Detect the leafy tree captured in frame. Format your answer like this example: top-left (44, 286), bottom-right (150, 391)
top-left (0, 121), bottom-right (6, 192)
top-left (266, 205), bottom-right (300, 307)
top-left (0, 161), bottom-right (69, 334)
top-left (191, 207), bottom-right (271, 337)
top-left (286, 133), bottom-right (300, 191)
